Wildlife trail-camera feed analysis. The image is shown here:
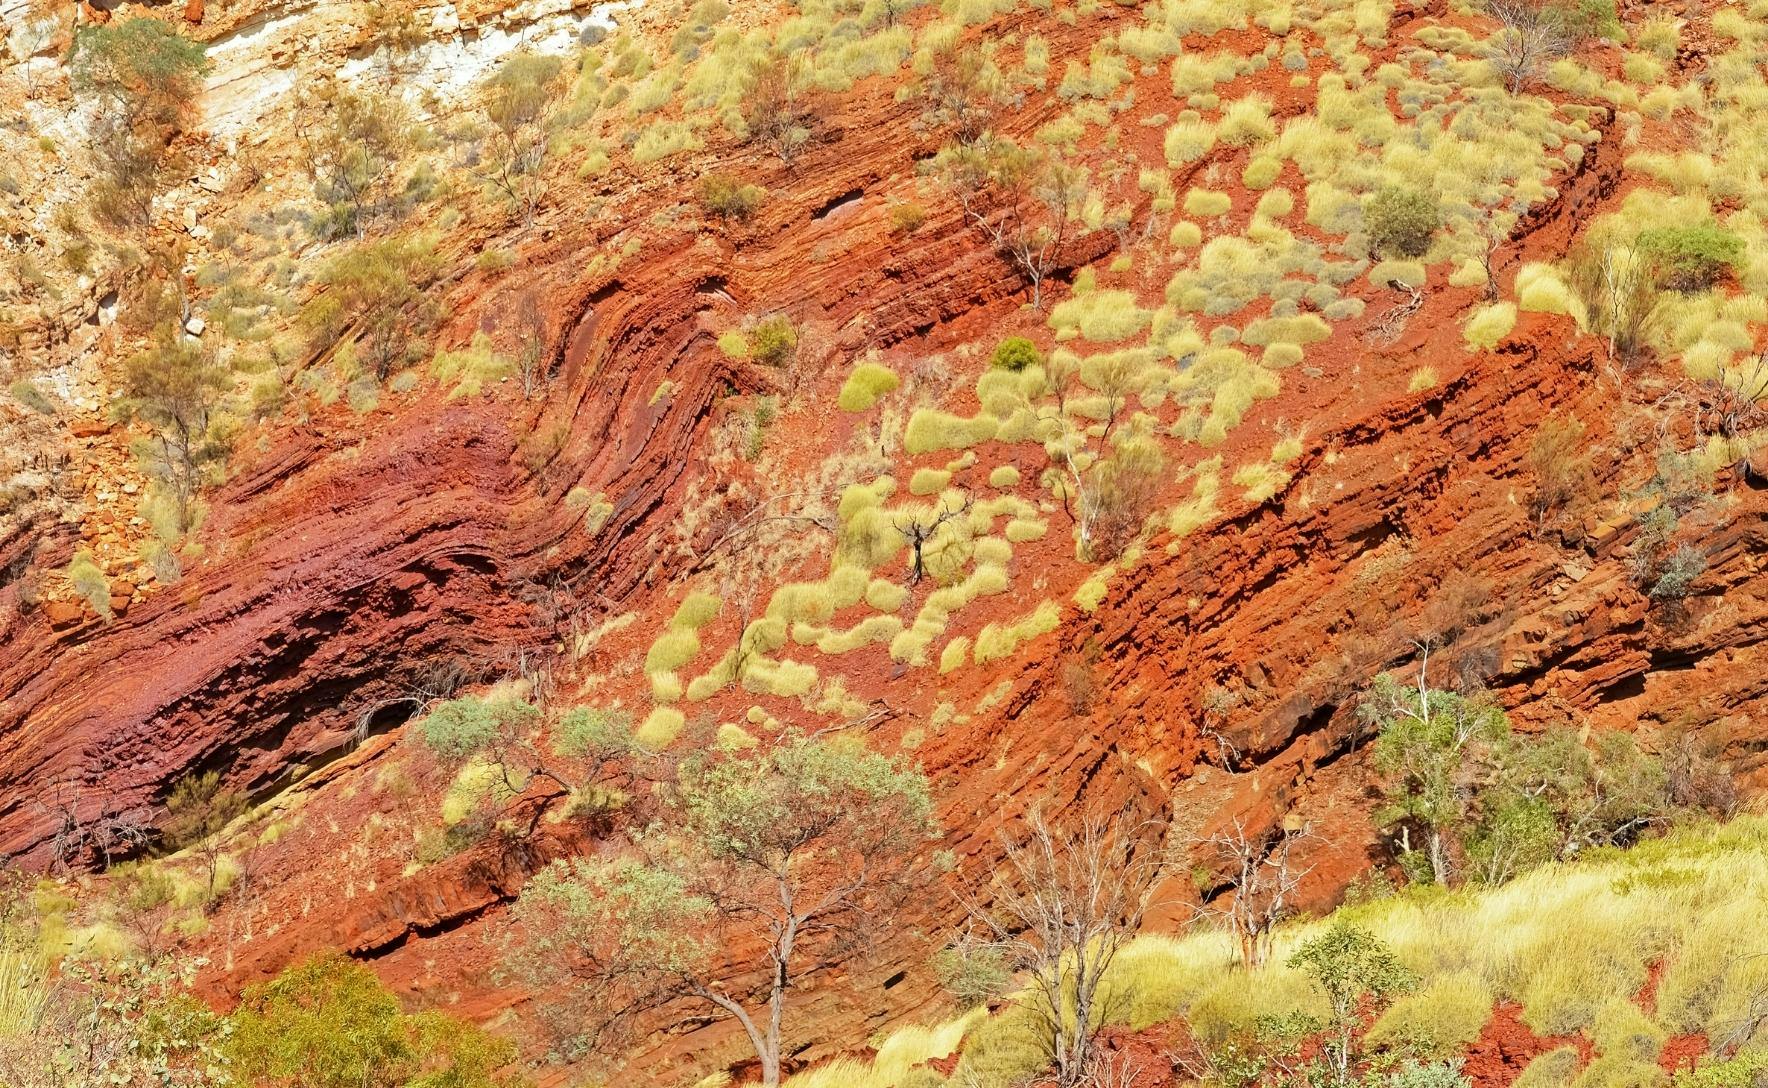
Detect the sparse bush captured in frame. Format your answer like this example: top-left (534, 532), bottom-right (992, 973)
top-left (990, 336), bottom-right (1042, 372)
top-left (477, 50), bottom-right (568, 226)
top-left (1087, 441), bottom-right (1166, 561)
top-left (934, 132), bottom-right (1087, 309)
top-left (165, 769), bottom-right (248, 903)
top-left (1566, 231), bottom-right (1667, 366)
top-left (890, 201), bottom-right (928, 234)
top-left (934, 938), bottom-right (1013, 1009)
top-left (698, 173), bottom-right (767, 223)
top-left (10, 380), bottom-right (54, 415)
top-left (749, 316), bottom-right (798, 367)
top-left (1527, 415), bottom-right (1593, 529)
top-left (294, 86), bottom-right (411, 240)
top-left (122, 332), bottom-right (231, 536)
top-left (67, 551), bottom-right (111, 617)
top-left (1480, 0), bottom-right (1578, 92)
top-left (743, 51), bottom-right (818, 166)
top-left (1650, 545), bottom-right (1706, 602)
top-left (303, 235), bottom-right (441, 380)
top-left (1366, 186), bottom-right (1442, 259)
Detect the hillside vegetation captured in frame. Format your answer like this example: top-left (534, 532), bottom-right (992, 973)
top-left (3, 0), bottom-right (1768, 1085)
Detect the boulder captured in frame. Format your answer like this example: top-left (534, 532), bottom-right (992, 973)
top-left (42, 600), bottom-right (83, 630)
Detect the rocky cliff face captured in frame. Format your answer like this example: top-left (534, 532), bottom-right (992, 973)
top-left (1, 0), bottom-right (1765, 1082)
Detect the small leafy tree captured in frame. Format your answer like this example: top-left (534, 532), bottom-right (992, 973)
top-left (743, 52), bottom-right (818, 167)
top-left (226, 952), bottom-right (520, 1088)
top-left (935, 133), bottom-right (1088, 309)
top-left (293, 84), bottom-right (412, 240)
top-left (122, 330), bottom-right (231, 535)
top-left (163, 771), bottom-right (247, 905)
top-left (68, 18), bottom-right (209, 231)
top-left (1360, 664), bottom-right (1509, 886)
top-left (302, 235), bottom-right (441, 380)
top-left (1290, 925), bottom-right (1414, 1087)
top-left (912, 45), bottom-right (1000, 146)
top-left (1365, 187), bottom-right (1442, 259)
top-left (1566, 229), bottom-right (1669, 367)
top-left (478, 51), bottom-right (568, 227)
top-left (501, 734), bottom-right (937, 1086)
top-left (417, 696), bottom-right (635, 834)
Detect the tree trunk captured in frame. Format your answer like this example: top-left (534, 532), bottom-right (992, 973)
top-left (1429, 828), bottom-right (1451, 886)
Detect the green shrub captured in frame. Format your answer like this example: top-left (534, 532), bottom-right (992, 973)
top-left (1676, 1053), bottom-right (1768, 1088)
top-left (226, 953), bottom-right (517, 1088)
top-left (1366, 972), bottom-right (1493, 1059)
top-left (991, 336), bottom-right (1043, 372)
top-left (419, 698), bottom-right (541, 763)
top-left (10, 380), bottom-right (54, 414)
top-left (890, 201), bottom-right (928, 234)
top-left (1463, 302), bottom-right (1518, 351)
top-left (1365, 186), bottom-right (1442, 259)
top-left (698, 173), bottom-right (766, 222)
top-left (1516, 1048), bottom-right (1583, 1088)
top-left (1638, 224), bottom-right (1745, 292)
top-left (67, 551), bottom-right (111, 617)
top-left (750, 316), bottom-right (798, 366)
top-left (839, 362), bottom-right (900, 411)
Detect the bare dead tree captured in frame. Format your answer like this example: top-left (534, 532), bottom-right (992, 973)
top-left (1480, 0), bottom-right (1576, 93)
top-left (37, 778), bottom-right (152, 872)
top-left (1192, 815), bottom-right (1318, 970)
top-left (1368, 278), bottom-right (1426, 346)
top-left (894, 490), bottom-right (974, 584)
top-left (1697, 349), bottom-right (1768, 439)
top-left (958, 808), bottom-right (1167, 1088)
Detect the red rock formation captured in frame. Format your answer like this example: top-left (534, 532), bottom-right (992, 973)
top-left (2, 3), bottom-right (1765, 1084)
